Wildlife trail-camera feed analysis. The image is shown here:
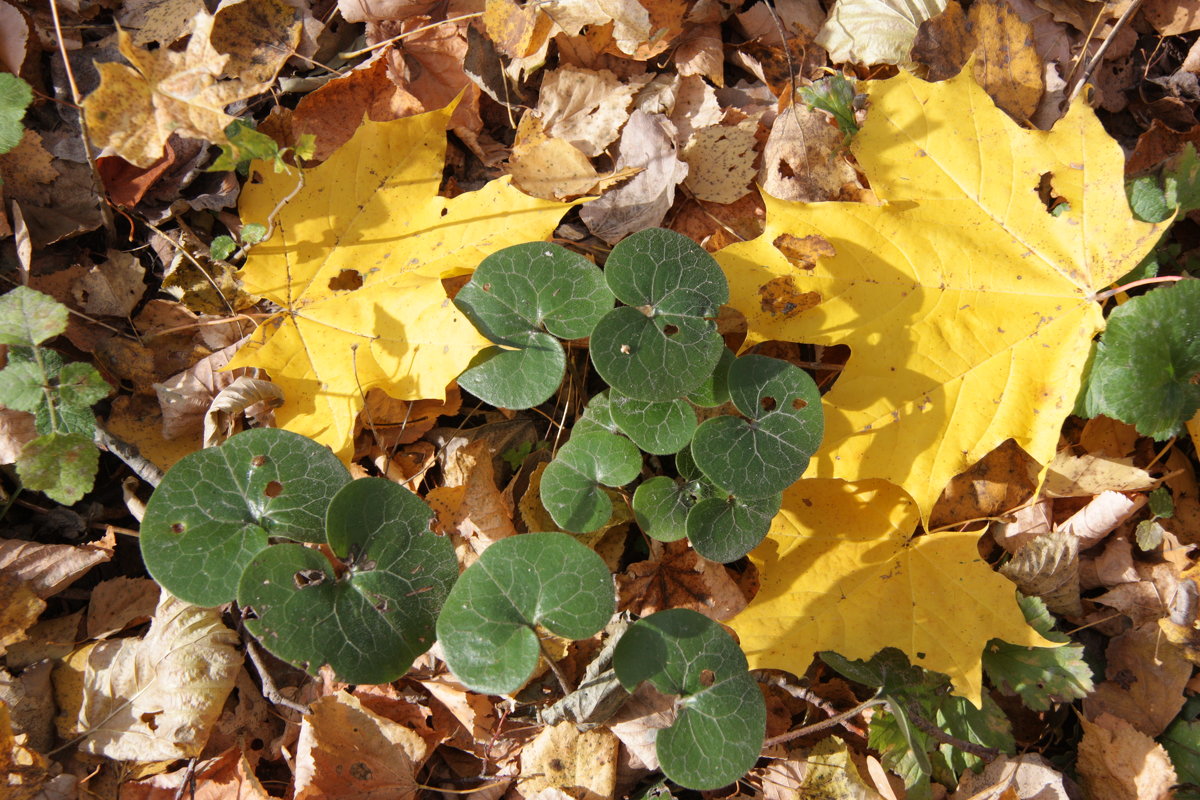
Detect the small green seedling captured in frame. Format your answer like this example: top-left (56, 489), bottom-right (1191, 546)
top-left (140, 428), bottom-right (457, 683)
top-left (0, 287), bottom-right (112, 505)
top-left (613, 609), bottom-right (767, 790)
top-left (799, 73), bottom-right (861, 139)
top-left (454, 228), bottom-right (824, 563)
top-left (436, 532), bottom-right (615, 695)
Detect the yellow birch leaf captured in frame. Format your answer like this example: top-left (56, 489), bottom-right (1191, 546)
top-left (727, 478), bottom-right (1053, 706)
top-left (227, 105), bottom-right (575, 458)
top-left (715, 67), bottom-right (1166, 522)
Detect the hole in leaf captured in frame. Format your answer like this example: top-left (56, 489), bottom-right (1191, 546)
top-left (250, 738), bottom-right (264, 751)
top-left (440, 207), bottom-right (449, 217)
top-left (792, 397), bottom-right (808, 410)
top-left (549, 758), bottom-right (565, 773)
top-left (250, 454), bottom-right (268, 467)
top-left (1036, 172), bottom-right (1068, 215)
top-left (699, 669), bottom-right (716, 687)
top-left (373, 599), bottom-right (390, 612)
top-left (293, 569), bottom-right (326, 589)
top-left (140, 711), bottom-right (160, 730)
top-left (328, 269), bottom-right (364, 291)
top-left (170, 522), bottom-right (186, 534)
top-left (264, 481), bottom-right (283, 498)
top-left (760, 396), bottom-right (777, 411)
top-left (663, 324), bottom-right (679, 336)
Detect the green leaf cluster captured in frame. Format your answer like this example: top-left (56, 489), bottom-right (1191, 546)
top-left (455, 228), bottom-right (824, 562)
top-left (0, 287), bottom-right (111, 505)
top-left (799, 73), bottom-right (861, 139)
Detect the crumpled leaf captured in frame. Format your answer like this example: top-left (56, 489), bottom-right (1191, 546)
top-left (226, 103), bottom-right (575, 459)
top-left (716, 67), bottom-right (1165, 521)
top-left (727, 478), bottom-right (1052, 706)
top-left (83, 0), bottom-right (301, 167)
top-left (817, 0), bottom-right (948, 67)
top-left (55, 591), bottom-right (241, 760)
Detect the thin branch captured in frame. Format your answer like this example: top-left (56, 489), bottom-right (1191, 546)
top-left (537, 635), bottom-right (574, 696)
top-left (903, 699), bottom-right (1001, 760)
top-left (243, 634), bottom-right (312, 716)
top-left (763, 697), bottom-right (887, 748)
top-left (94, 423), bottom-right (165, 488)
top-left (338, 12), bottom-right (484, 60)
top-left (1069, 0), bottom-right (1145, 103)
top-left (1094, 275), bottom-right (1185, 302)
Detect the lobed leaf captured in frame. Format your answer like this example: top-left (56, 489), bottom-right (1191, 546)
top-left (140, 428), bottom-right (351, 607)
top-left (436, 532), bottom-right (615, 695)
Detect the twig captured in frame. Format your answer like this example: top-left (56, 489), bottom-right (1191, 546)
top-left (537, 635), bottom-right (575, 696)
top-left (171, 758), bottom-right (198, 800)
top-left (904, 699), bottom-right (1000, 760)
top-left (47, 0), bottom-right (116, 241)
top-left (243, 634), bottom-right (312, 716)
top-left (339, 12), bottom-right (484, 60)
top-left (1069, 0), bottom-right (1145, 103)
top-left (94, 423), bottom-right (165, 488)
top-left (763, 697), bottom-right (887, 748)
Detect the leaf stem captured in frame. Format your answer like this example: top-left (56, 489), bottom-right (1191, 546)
top-left (536, 634), bottom-right (575, 696)
top-left (1095, 275), bottom-right (1184, 302)
top-left (762, 696), bottom-right (886, 748)
top-left (338, 12), bottom-right (484, 60)
top-left (902, 699), bottom-right (1001, 760)
top-left (29, 345), bottom-right (60, 434)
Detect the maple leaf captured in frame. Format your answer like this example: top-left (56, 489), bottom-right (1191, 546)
top-left (83, 0), bottom-right (301, 167)
top-left (227, 104), bottom-right (575, 458)
top-left (715, 67), bottom-right (1165, 521)
top-left (727, 478), bottom-right (1053, 706)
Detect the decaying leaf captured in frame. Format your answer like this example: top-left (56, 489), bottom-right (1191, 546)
top-left (716, 67), bottom-right (1165, 522)
top-left (226, 103), bottom-right (574, 458)
top-left (728, 478), bottom-right (1051, 706)
top-left (1076, 712), bottom-right (1177, 800)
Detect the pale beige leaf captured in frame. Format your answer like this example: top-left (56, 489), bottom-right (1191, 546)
top-left (519, 721), bottom-right (619, 800)
top-left (760, 103), bottom-right (858, 202)
top-left (86, 576), bottom-right (160, 639)
top-left (1058, 491), bottom-right (1145, 548)
top-left (202, 376), bottom-right (283, 448)
top-left (1083, 625), bottom-right (1190, 737)
top-left (0, 407), bottom-right (36, 464)
top-left (951, 753), bottom-right (1069, 800)
top-left (0, 535), bottom-right (114, 599)
top-left (536, 66), bottom-right (640, 157)
top-left (66, 592), bottom-right (242, 760)
top-left (816, 0), bottom-right (949, 66)
top-left (1043, 452), bottom-right (1157, 498)
top-left (73, 250), bottom-right (146, 317)
top-left (1076, 713), bottom-right (1176, 800)
top-left (682, 121), bottom-right (758, 204)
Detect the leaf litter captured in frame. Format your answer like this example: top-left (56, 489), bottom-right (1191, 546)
top-left (3, 0), bottom-right (1200, 798)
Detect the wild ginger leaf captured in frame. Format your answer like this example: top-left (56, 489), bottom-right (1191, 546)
top-left (226, 104), bottom-right (576, 458)
top-left (716, 67), bottom-right (1165, 522)
top-left (541, 431), bottom-right (641, 532)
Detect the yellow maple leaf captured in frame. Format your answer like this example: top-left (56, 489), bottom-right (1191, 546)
top-left (727, 478), bottom-right (1053, 706)
top-left (227, 105), bottom-right (575, 459)
top-left (83, 0), bottom-right (300, 167)
top-left (716, 68), bottom-right (1165, 521)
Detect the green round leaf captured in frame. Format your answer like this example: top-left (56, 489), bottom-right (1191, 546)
top-left (633, 476), bottom-right (700, 542)
top-left (457, 332), bottom-right (565, 410)
top-left (691, 355), bottom-right (823, 497)
top-left (687, 347), bottom-right (734, 408)
top-left (609, 392), bottom-right (697, 455)
top-left (1083, 279), bottom-right (1200, 440)
top-left (574, 390), bottom-right (621, 436)
top-left (0, 287), bottom-right (67, 347)
top-left (613, 609), bottom-right (766, 790)
top-left (238, 478), bottom-right (457, 684)
top-left (591, 229), bottom-right (728, 401)
top-left (675, 443), bottom-right (702, 482)
top-left (540, 431), bottom-right (641, 533)
top-left (140, 428), bottom-right (351, 607)
top-left (686, 492), bottom-right (782, 563)
top-left (436, 532), bottom-right (615, 695)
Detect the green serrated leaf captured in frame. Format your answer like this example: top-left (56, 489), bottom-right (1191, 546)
top-left (210, 119), bottom-right (287, 173)
top-left (1083, 279), bottom-right (1200, 440)
top-left (241, 223), bottom-right (267, 244)
top-left (608, 392), bottom-right (696, 455)
top-left (591, 228), bottom-right (728, 401)
top-left (1165, 143), bottom-right (1200, 215)
top-left (36, 400), bottom-right (95, 437)
top-left (982, 595), bottom-right (1093, 711)
top-left (540, 430), bottom-right (641, 533)
top-left (56, 362), bottom-right (112, 408)
top-left (140, 428), bottom-right (352, 607)
top-left (686, 491), bottom-right (781, 563)
top-left (238, 478), bottom-right (457, 684)
top-left (633, 476), bottom-right (699, 542)
top-left (1127, 174), bottom-right (1172, 223)
top-left (0, 287), bottom-right (69, 347)
top-left (0, 361), bottom-right (46, 413)
top-left (0, 73), bottom-right (33, 155)
top-left (1136, 518), bottom-right (1166, 550)
top-left (456, 242), bottom-right (613, 409)
top-left (294, 134), bottom-right (317, 162)
top-left (1162, 700), bottom-right (1200, 785)
top-left (613, 609), bottom-right (766, 790)
top-left (1150, 486), bottom-right (1175, 519)
top-left (691, 355), bottom-right (822, 497)
top-left (210, 235), bottom-right (237, 261)
top-left (436, 532), bottom-right (615, 695)
top-left (16, 432), bottom-right (98, 505)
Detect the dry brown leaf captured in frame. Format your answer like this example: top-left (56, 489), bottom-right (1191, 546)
top-left (55, 592), bottom-right (241, 760)
top-left (1058, 491), bottom-right (1145, 548)
top-left (929, 438), bottom-right (1040, 529)
top-left (580, 110), bottom-right (689, 244)
top-left (73, 250), bottom-right (146, 317)
top-left (0, 534), bottom-right (115, 600)
top-left (507, 112), bottom-right (640, 201)
top-left (115, 0), bottom-right (206, 47)
top-left (669, 75), bottom-right (723, 147)
top-left (950, 753), bottom-right (1069, 800)
top-left (682, 120), bottom-right (759, 205)
top-left (417, 676), bottom-right (498, 747)
top-left (83, 0), bottom-right (300, 167)
top-left (154, 340), bottom-right (251, 442)
top-left (536, 66), bottom-right (641, 157)
top-left (1078, 415), bottom-right (1140, 458)
top-left (1076, 712), bottom-right (1176, 800)
top-left (0, 0), bottom-right (30, 76)
top-left (1000, 529), bottom-right (1081, 617)
top-left (0, 574), bottom-right (45, 657)
top-left (674, 23), bottom-right (724, 85)
top-left (1083, 624), bottom-right (1191, 737)
top-left (202, 376), bottom-right (283, 448)
top-left (0, 407), bottom-right (36, 464)
top-left (617, 540), bottom-right (748, 621)
top-left (5, 612), bottom-right (82, 671)
top-left (759, 103), bottom-right (858, 203)
top-left (85, 577), bottom-right (159, 640)
top-left (484, 0), bottom-right (555, 59)
top-left (427, 439), bottom-right (518, 555)
top-left (1142, 0), bottom-right (1200, 35)
top-left (518, 721), bottom-right (619, 800)
top-left (118, 747), bottom-right (271, 800)
top-left (990, 499), bottom-right (1052, 553)
top-left (606, 682), bottom-right (676, 771)
top-left (0, 699), bottom-right (57, 800)
top-left (0, 661), bottom-right (55, 753)
top-left (1043, 452), bottom-right (1157, 498)
top-left (294, 692), bottom-right (428, 800)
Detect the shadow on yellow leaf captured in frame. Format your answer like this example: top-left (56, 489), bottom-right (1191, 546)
top-left (716, 67), bottom-right (1166, 523)
top-left (727, 478), bottom-right (1054, 707)
top-left (227, 104), bottom-right (576, 458)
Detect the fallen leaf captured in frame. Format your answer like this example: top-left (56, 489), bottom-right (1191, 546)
top-left (682, 120), bottom-right (758, 205)
top-left (727, 478), bottom-right (1051, 706)
top-left (759, 103), bottom-right (860, 203)
top-left (226, 104), bottom-right (574, 458)
top-left (816, 0), bottom-right (949, 67)
top-left (617, 540), bottom-right (748, 621)
top-left (427, 438), bottom-right (518, 554)
top-left (1043, 452), bottom-right (1157, 497)
top-left (73, 250), bottom-right (146, 317)
top-left (535, 66), bottom-right (640, 157)
top-left (1001, 528), bottom-right (1082, 617)
top-left (929, 438), bottom-right (1040, 529)
top-left (0, 574), bottom-right (44, 656)
top-left (1058, 491), bottom-right (1145, 548)
top-left (950, 753), bottom-right (1069, 800)
top-left (83, 0), bottom-right (301, 167)
top-left (1076, 712), bottom-right (1176, 800)
top-left (55, 591), bottom-right (241, 760)
top-left (0, 699), bottom-right (55, 800)
top-left (0, 534), bottom-right (114, 599)
top-left (715, 67), bottom-right (1164, 522)
top-left (518, 721), bottom-right (619, 800)
top-left (293, 692), bottom-right (428, 800)
top-left (85, 576), bottom-right (159, 639)
top-left (1142, 0), bottom-right (1200, 36)
top-left (507, 112), bottom-right (636, 201)
top-left (118, 747), bottom-right (271, 800)
top-left (1083, 624), bottom-right (1191, 738)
